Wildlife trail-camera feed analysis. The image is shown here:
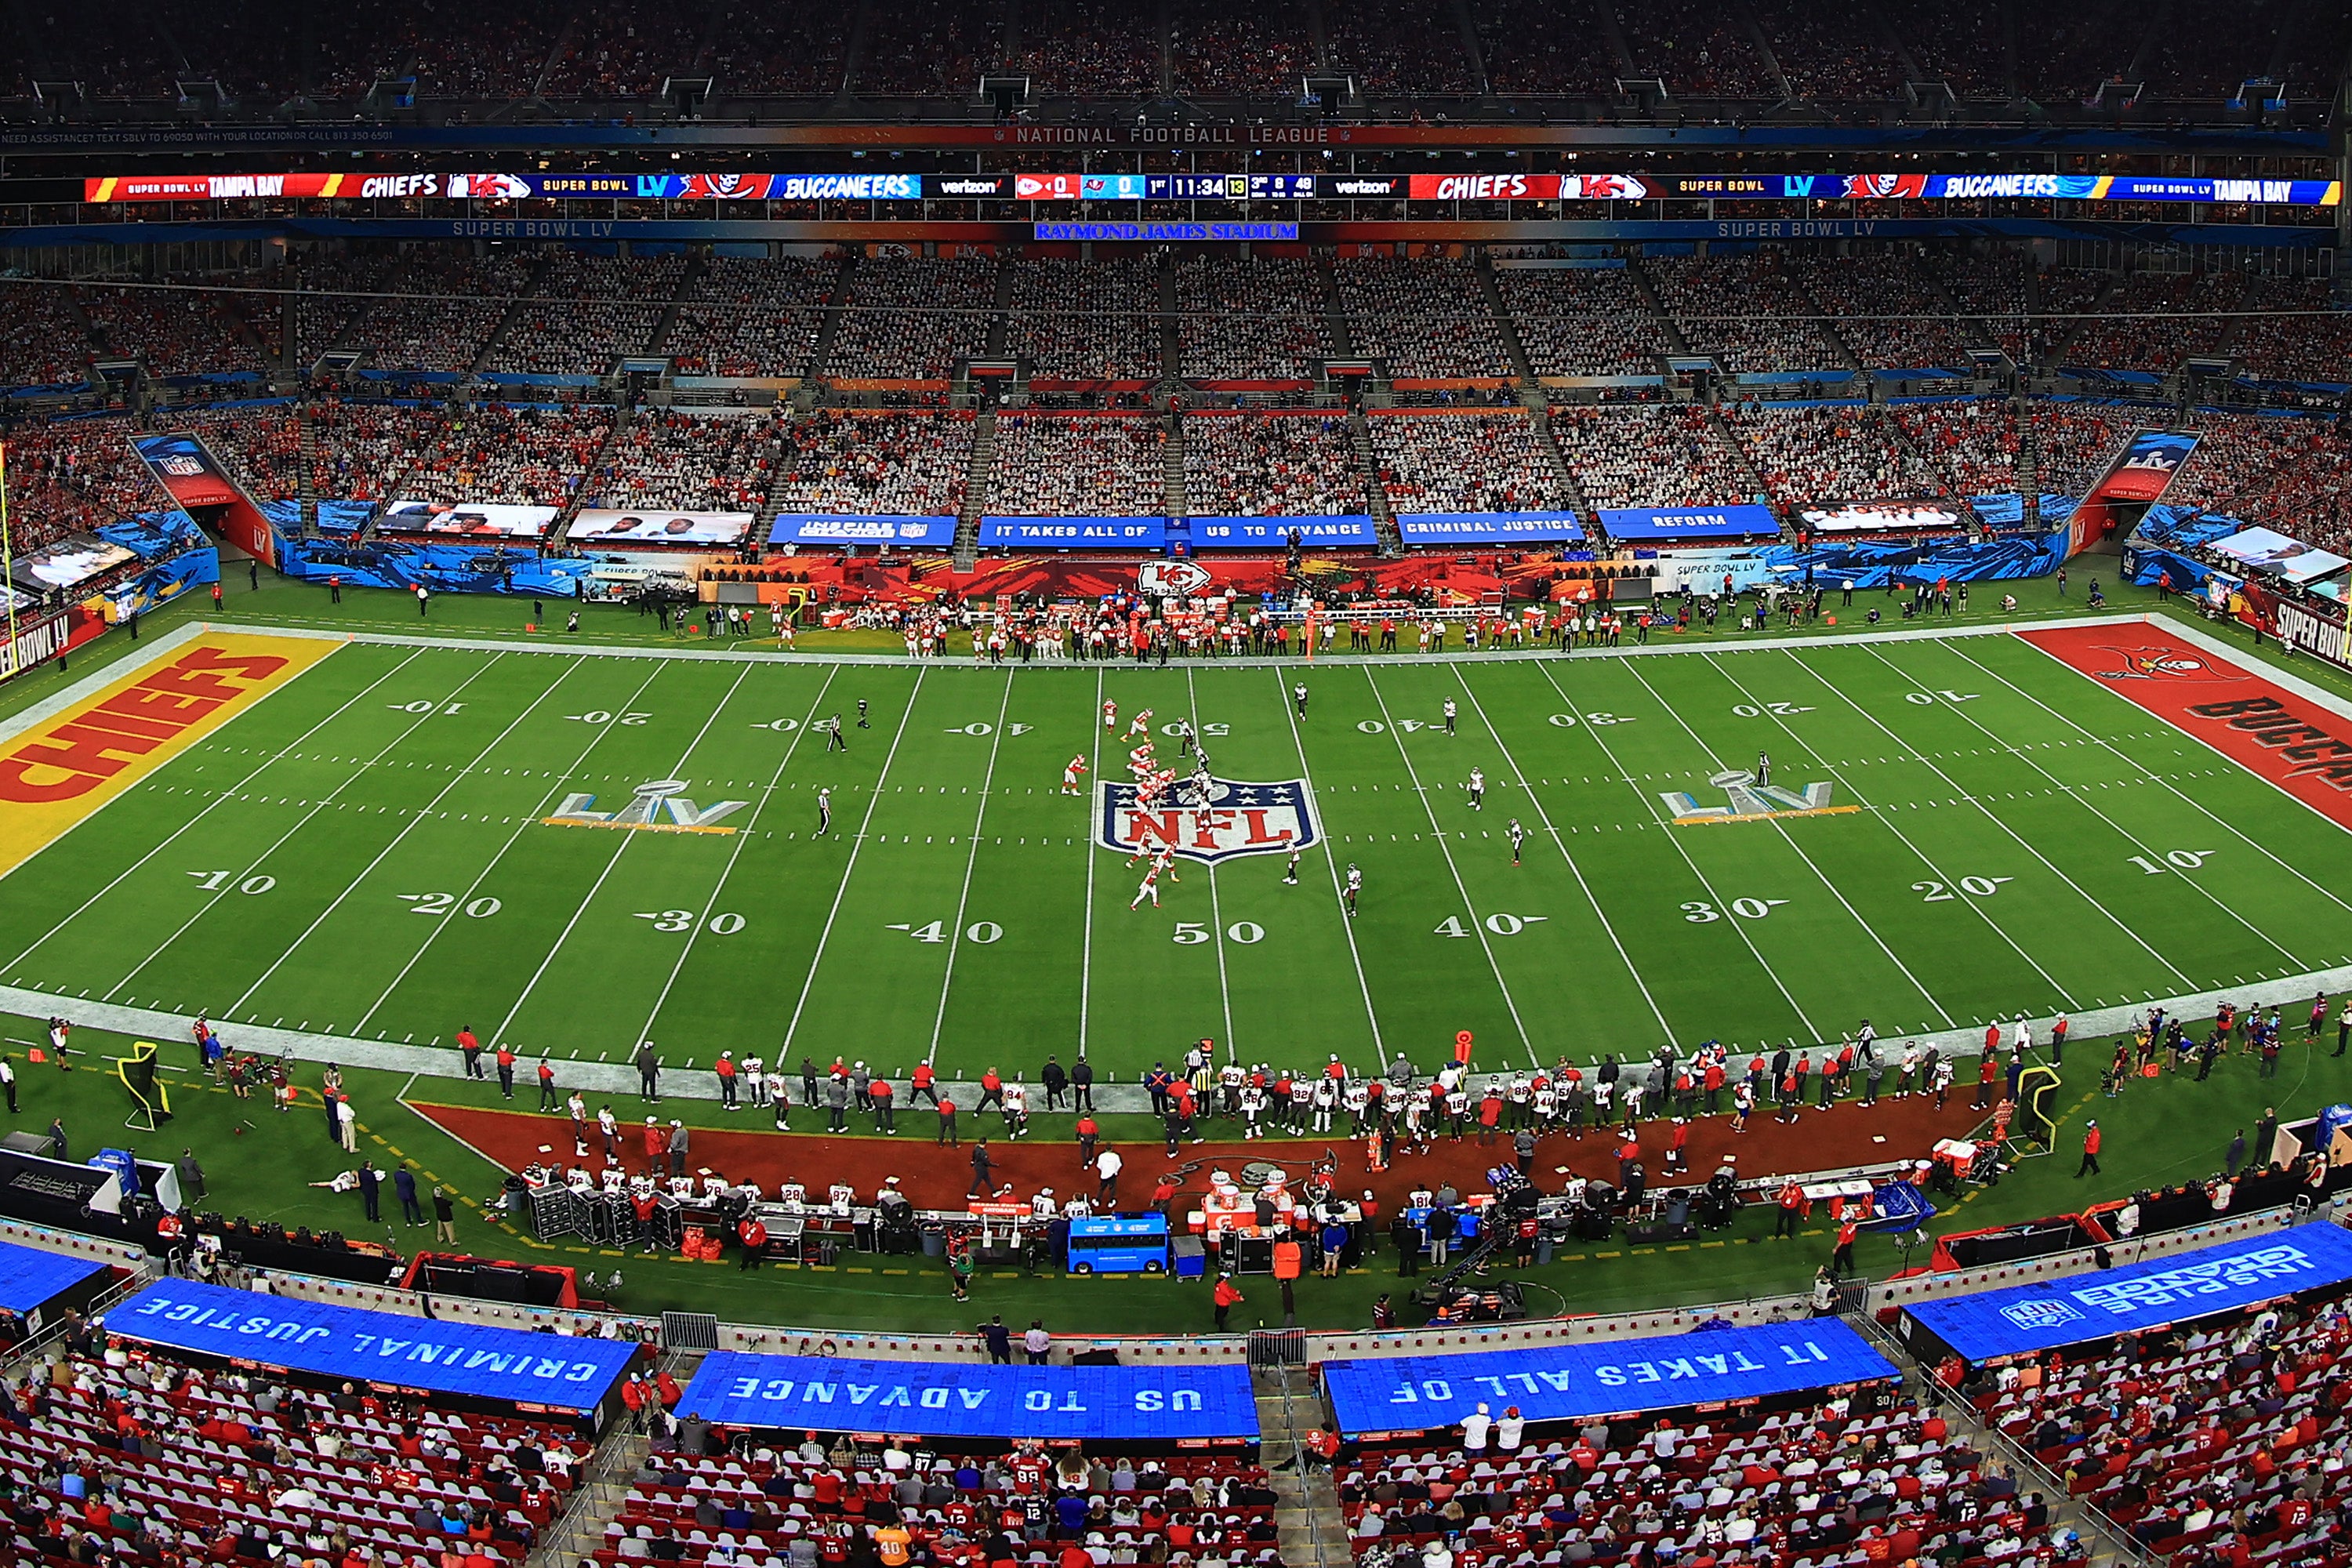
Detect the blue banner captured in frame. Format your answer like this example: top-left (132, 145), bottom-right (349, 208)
top-left (1033, 223), bottom-right (1297, 243)
top-left (277, 532), bottom-right (587, 597)
top-left (770, 514), bottom-right (960, 547)
top-left (679, 1352), bottom-right (1260, 1443)
top-left (1905, 1225), bottom-right (2352, 1363)
top-left (106, 1279), bottom-right (637, 1414)
top-left (104, 546), bottom-right (219, 620)
top-left (1599, 506), bottom-right (1778, 542)
top-left (0, 1240), bottom-right (110, 1317)
top-left (1190, 516), bottom-right (1377, 549)
top-left (978, 517), bottom-right (1169, 549)
top-left (1323, 1320), bottom-right (1897, 1437)
top-left (1755, 524), bottom-right (2069, 590)
top-left (95, 511), bottom-right (206, 560)
top-left (1393, 512), bottom-right (1587, 546)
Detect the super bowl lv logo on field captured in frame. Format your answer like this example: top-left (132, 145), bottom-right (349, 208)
top-left (1660, 770), bottom-right (1861, 826)
top-left (1096, 777), bottom-right (1321, 864)
top-left (543, 778), bottom-right (751, 834)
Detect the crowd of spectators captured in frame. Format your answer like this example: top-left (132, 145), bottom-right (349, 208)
top-left (2008, 0), bottom-right (2140, 103)
top-left (180, 402), bottom-right (307, 503)
top-left (1936, 255), bottom-right (2033, 363)
top-left (586, 408), bottom-right (780, 512)
top-left (2140, 0), bottom-right (2296, 101)
top-left (291, 255), bottom-right (400, 369)
top-left (542, 0), bottom-right (705, 98)
top-left (1472, 0), bottom-right (1617, 96)
top-left (987, 414), bottom-right (1168, 515)
top-left (399, 0), bottom-right (570, 100)
top-left (665, 257), bottom-right (837, 379)
top-left (1171, 0), bottom-right (1312, 97)
top-left (1973, 1290), bottom-right (2352, 1562)
top-left (2227, 276), bottom-right (2352, 385)
top-left (1369, 411), bottom-right (1569, 514)
top-left (1323, 0), bottom-right (1475, 93)
top-left (1494, 263), bottom-right (1664, 377)
top-left (2166, 410), bottom-right (2352, 555)
top-left (334, 254), bottom-right (538, 376)
top-left (82, 281), bottom-right (274, 379)
top-left (770, 410), bottom-right (974, 517)
top-left (1754, 0), bottom-right (1911, 99)
top-left (2030, 407), bottom-right (2129, 499)
top-left (399, 401), bottom-right (613, 506)
top-left (2061, 270), bottom-right (2241, 372)
top-left (1618, 0), bottom-right (1769, 96)
top-left (1182, 412), bottom-right (1367, 515)
top-left (606, 1438), bottom-right (1278, 1568)
top-left (824, 258), bottom-right (996, 383)
top-left (0, 284), bottom-right (92, 390)
top-left (1878, 2), bottom-right (2008, 96)
top-left (1791, 251), bottom-right (1982, 372)
top-left (1, 415), bottom-right (153, 550)
top-left (1718, 401), bottom-right (1940, 506)
top-left (486, 254), bottom-right (680, 377)
top-left (855, 0), bottom-right (999, 95)
top-left (1007, 0), bottom-right (1162, 97)
top-left (706, 6), bottom-right (851, 94)
top-left (310, 398), bottom-right (439, 503)
top-left (1646, 254), bottom-right (1844, 375)
top-left (1552, 405), bottom-right (1756, 512)
top-left (1892, 398), bottom-right (2027, 498)
top-left (1176, 257), bottom-right (1329, 383)
top-left (1008, 258), bottom-right (1163, 382)
top-left (2, 1335), bottom-right (589, 1566)
top-left (2027, 268), bottom-right (2114, 367)
top-left (1341, 1390), bottom-right (2007, 1568)
top-left (1334, 258), bottom-right (1515, 380)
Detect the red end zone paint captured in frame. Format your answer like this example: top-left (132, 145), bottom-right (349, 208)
top-left (2017, 624), bottom-right (2352, 832)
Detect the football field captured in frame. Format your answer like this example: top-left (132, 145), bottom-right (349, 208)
top-left (2, 615), bottom-right (2350, 1085)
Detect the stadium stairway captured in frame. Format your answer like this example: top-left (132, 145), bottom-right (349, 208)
top-left (645, 255), bottom-right (708, 360)
top-left (2033, 272), bottom-right (2115, 372)
top-left (470, 253), bottom-right (555, 379)
top-left (1164, 411), bottom-right (1191, 520)
top-left (801, 253), bottom-right (859, 394)
top-left (1588, 0), bottom-right (1638, 78)
top-left (1523, 402), bottom-right (1593, 520)
top-left (955, 409), bottom-right (996, 571)
top-left (1346, 410), bottom-right (1403, 555)
top-left (1255, 1365), bottom-right (1349, 1568)
top-left (532, 1426), bottom-right (652, 1567)
top-left (1620, 256), bottom-right (1692, 358)
top-left (1452, 0), bottom-right (1494, 96)
top-left (297, 400), bottom-right (320, 536)
top-left (1737, 5), bottom-right (1796, 103)
top-left (1474, 256), bottom-right (1539, 387)
top-left (546, 400), bottom-right (632, 550)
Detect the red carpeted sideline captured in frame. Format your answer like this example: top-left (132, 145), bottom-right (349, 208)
top-left (410, 1091), bottom-right (1984, 1212)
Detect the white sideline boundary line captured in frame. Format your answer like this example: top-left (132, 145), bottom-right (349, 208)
top-left (1621, 658), bottom-right (1957, 1030)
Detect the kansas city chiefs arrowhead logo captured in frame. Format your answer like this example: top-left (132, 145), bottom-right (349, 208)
top-left (1098, 777), bottom-right (1320, 864)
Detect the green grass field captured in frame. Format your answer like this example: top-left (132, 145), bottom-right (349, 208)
top-left (4, 575), bottom-right (2352, 1335)
top-left (1, 612), bottom-right (2347, 1080)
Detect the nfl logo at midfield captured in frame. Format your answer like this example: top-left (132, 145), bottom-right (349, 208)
top-left (1097, 777), bottom-right (1321, 864)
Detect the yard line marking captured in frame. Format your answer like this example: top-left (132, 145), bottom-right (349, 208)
top-left (1956, 638), bottom-right (2352, 922)
top-left (635, 666), bottom-right (840, 1048)
top-left (1274, 670), bottom-right (1384, 1056)
top-left (1704, 652), bottom-right (2084, 1008)
top-left (1862, 644), bottom-right (2303, 971)
top-left (492, 662), bottom-right (757, 1048)
top-left (781, 670), bottom-right (926, 1054)
top-left (1078, 669), bottom-right (1105, 1060)
top-left (1359, 667), bottom-right (1537, 1067)
top-left (1531, 660), bottom-right (1820, 1040)
top-left (106, 652), bottom-right (514, 1003)
top-left (1621, 659), bottom-right (1954, 1029)
top-left (924, 671), bottom-right (1016, 1065)
top-left (226, 655), bottom-right (592, 1018)
top-left (1450, 667), bottom-right (1675, 1047)
top-left (348, 659), bottom-right (674, 1038)
top-left (0, 645), bottom-right (427, 981)
top-left (1187, 670), bottom-right (1239, 1058)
